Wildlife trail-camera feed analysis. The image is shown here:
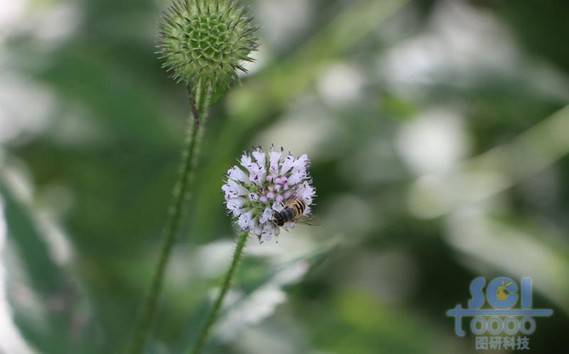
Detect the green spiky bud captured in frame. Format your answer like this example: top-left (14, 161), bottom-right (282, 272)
top-left (158, 0), bottom-right (258, 94)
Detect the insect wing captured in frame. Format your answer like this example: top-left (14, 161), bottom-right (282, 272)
top-left (297, 215), bottom-right (321, 226)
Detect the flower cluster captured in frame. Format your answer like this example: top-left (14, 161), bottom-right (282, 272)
top-left (222, 147), bottom-right (316, 242)
top-left (158, 0), bottom-right (258, 90)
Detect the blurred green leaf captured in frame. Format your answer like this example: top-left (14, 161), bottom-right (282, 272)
top-left (0, 167), bottom-right (87, 354)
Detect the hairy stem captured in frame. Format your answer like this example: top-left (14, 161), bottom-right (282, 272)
top-left (189, 231), bottom-right (249, 354)
top-left (128, 83), bottom-right (212, 354)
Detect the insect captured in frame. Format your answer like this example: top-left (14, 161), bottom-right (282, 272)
top-left (272, 198), bottom-right (309, 226)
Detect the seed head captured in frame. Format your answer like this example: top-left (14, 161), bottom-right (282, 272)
top-left (222, 147), bottom-right (316, 242)
top-left (158, 0), bottom-right (258, 91)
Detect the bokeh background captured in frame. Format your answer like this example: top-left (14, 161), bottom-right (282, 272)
top-left (1, 0), bottom-right (569, 353)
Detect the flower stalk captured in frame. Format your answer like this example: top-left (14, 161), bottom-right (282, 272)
top-left (128, 0), bottom-right (257, 351)
top-left (128, 82), bottom-right (212, 354)
top-left (189, 231), bottom-right (249, 354)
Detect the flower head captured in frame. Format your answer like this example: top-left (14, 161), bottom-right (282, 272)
top-left (158, 0), bottom-right (258, 91)
top-left (222, 147), bottom-right (316, 242)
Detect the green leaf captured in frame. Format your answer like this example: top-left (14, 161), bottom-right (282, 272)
top-left (0, 168), bottom-right (90, 354)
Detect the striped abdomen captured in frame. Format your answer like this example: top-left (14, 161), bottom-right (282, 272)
top-left (272, 199), bottom-right (306, 226)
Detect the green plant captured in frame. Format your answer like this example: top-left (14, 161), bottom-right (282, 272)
top-left (189, 148), bottom-right (316, 354)
top-left (127, 1), bottom-right (257, 353)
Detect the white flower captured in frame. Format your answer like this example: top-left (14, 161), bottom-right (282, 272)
top-left (222, 147), bottom-right (316, 242)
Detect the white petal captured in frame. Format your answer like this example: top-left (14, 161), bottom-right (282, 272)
top-left (302, 196), bottom-right (313, 206)
top-left (252, 149), bottom-right (266, 169)
top-left (223, 180), bottom-right (248, 197)
top-left (226, 197), bottom-right (245, 213)
top-left (269, 151), bottom-right (282, 174)
top-left (228, 166), bottom-right (249, 183)
top-left (288, 171), bottom-right (305, 185)
top-left (240, 154), bottom-right (252, 169)
top-left (242, 160), bottom-right (255, 175)
top-left (259, 208), bottom-right (274, 224)
top-left (297, 182), bottom-right (315, 201)
top-left (221, 184), bottom-right (231, 196)
top-left (272, 202), bottom-right (284, 212)
top-left (280, 155), bottom-right (295, 175)
top-left (260, 223), bottom-right (279, 242)
top-left (292, 154), bottom-right (309, 173)
top-left (247, 163), bottom-right (265, 185)
top-left (252, 224), bottom-right (263, 238)
top-left (238, 211), bottom-right (254, 231)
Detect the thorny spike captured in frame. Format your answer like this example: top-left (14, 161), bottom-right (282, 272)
top-left (158, 0), bottom-right (258, 92)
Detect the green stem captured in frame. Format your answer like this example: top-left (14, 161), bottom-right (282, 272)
top-left (128, 83), bottom-right (212, 354)
top-left (189, 231), bottom-right (249, 354)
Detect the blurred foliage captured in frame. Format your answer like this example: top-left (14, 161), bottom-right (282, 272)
top-left (1, 0), bottom-right (569, 353)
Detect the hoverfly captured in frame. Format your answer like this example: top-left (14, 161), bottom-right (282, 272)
top-left (272, 198), bottom-right (318, 227)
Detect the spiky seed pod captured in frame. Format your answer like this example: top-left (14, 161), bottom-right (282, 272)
top-left (158, 0), bottom-right (258, 93)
